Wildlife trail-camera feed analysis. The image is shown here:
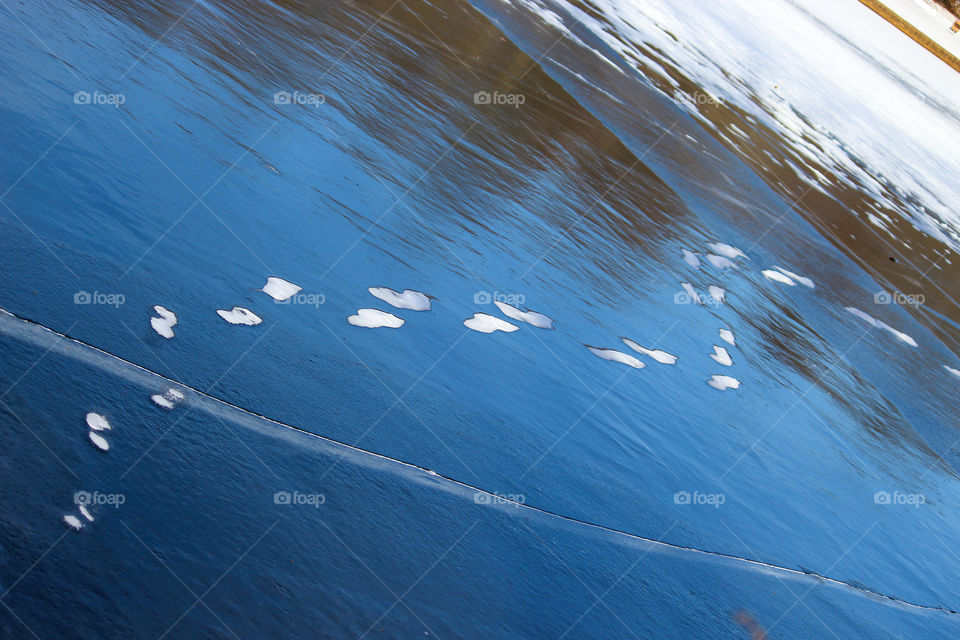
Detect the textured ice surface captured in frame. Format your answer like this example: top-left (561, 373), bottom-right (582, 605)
top-left (463, 313), bottom-right (518, 333)
top-left (494, 300), bottom-right (553, 329)
top-left (262, 277), bottom-right (302, 301)
top-left (217, 307), bottom-right (263, 325)
top-left (348, 308), bottom-right (404, 328)
top-left (368, 287), bottom-right (431, 311)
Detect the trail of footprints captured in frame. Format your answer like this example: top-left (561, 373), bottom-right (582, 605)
top-left (61, 243), bottom-right (939, 529)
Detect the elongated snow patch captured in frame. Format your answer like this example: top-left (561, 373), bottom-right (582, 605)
top-left (463, 313), bottom-right (518, 333)
top-left (680, 282), bottom-right (701, 304)
top-left (710, 345), bottom-right (733, 366)
top-left (64, 514), bottom-right (83, 530)
top-left (217, 307), bottom-right (262, 325)
top-left (89, 431), bottom-right (109, 451)
top-left (682, 249), bottom-right (700, 268)
top-left (708, 375), bottom-right (740, 390)
top-left (150, 305), bottom-right (177, 339)
top-left (719, 328), bottom-right (736, 346)
top-left (586, 346), bottom-right (644, 369)
top-left (707, 243), bottom-right (746, 260)
top-left (762, 269), bottom-right (795, 286)
top-left (262, 277), bottom-right (302, 301)
top-left (368, 287), bottom-right (431, 311)
top-left (494, 301), bottom-right (553, 329)
top-left (348, 308), bottom-right (404, 329)
top-left (707, 285), bottom-right (726, 305)
top-left (944, 365), bottom-right (960, 379)
top-left (151, 388), bottom-right (185, 410)
top-left (844, 307), bottom-right (917, 347)
top-left (773, 266), bottom-right (814, 288)
top-left (706, 254), bottom-right (737, 269)
top-left (621, 338), bottom-right (677, 364)
top-left (86, 412), bottom-right (111, 431)
top-left (79, 503), bottom-right (94, 522)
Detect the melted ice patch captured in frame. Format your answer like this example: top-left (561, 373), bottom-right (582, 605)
top-left (762, 269), bottom-right (796, 286)
top-left (368, 287), bottom-right (431, 311)
top-left (680, 282), bottom-right (702, 304)
top-left (150, 305), bottom-right (177, 339)
top-left (707, 285), bottom-right (726, 305)
top-left (708, 375), bottom-right (741, 391)
top-left (89, 431), bottom-right (109, 451)
top-left (262, 277), bottom-right (302, 301)
top-left (64, 514), bottom-right (83, 530)
top-left (710, 345), bottom-right (734, 366)
top-left (773, 266), bottom-right (814, 288)
top-left (151, 388), bottom-right (185, 410)
top-left (348, 308), bottom-right (404, 329)
top-left (79, 503), bottom-right (94, 522)
top-left (706, 254), bottom-right (737, 269)
top-left (621, 338), bottom-right (677, 364)
top-left (463, 313), bottom-right (518, 333)
top-left (494, 301), bottom-right (553, 329)
top-left (682, 249), bottom-right (701, 268)
top-left (217, 307), bottom-right (263, 326)
top-left (707, 243), bottom-right (746, 260)
top-left (844, 307), bottom-right (918, 347)
top-left (86, 412), bottom-right (111, 431)
top-left (719, 328), bottom-right (736, 346)
top-left (586, 346), bottom-right (644, 369)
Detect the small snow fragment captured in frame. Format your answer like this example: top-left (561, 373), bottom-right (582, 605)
top-left (86, 413), bottom-right (111, 431)
top-left (89, 431), bottom-right (110, 451)
top-left (586, 346), bottom-right (644, 369)
top-left (64, 514), bottom-right (83, 530)
top-left (368, 287), bottom-right (431, 311)
top-left (762, 269), bottom-right (796, 285)
top-left (708, 375), bottom-right (740, 390)
top-left (621, 338), bottom-right (677, 364)
top-left (710, 345), bottom-right (734, 366)
top-left (719, 328), bottom-right (736, 346)
top-left (262, 277), bottom-right (302, 301)
top-left (463, 313), bottom-right (518, 333)
top-left (494, 300), bottom-right (553, 329)
top-left (217, 307), bottom-right (262, 325)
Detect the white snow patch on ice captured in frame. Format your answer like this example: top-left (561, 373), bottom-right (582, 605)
top-left (64, 514), bottom-right (83, 530)
top-left (706, 254), bottom-right (737, 269)
top-left (348, 308), bottom-right (404, 329)
top-left (463, 313), bottom-right (518, 333)
top-left (774, 266), bottom-right (814, 288)
top-left (707, 243), bottom-right (746, 260)
top-left (762, 269), bottom-right (796, 286)
top-left (494, 300), bottom-right (553, 329)
top-left (86, 413), bottom-right (111, 431)
top-left (708, 375), bottom-right (741, 391)
top-left (710, 345), bottom-right (734, 366)
top-left (368, 287), bottom-right (431, 311)
top-left (89, 431), bottom-right (109, 451)
top-left (682, 249), bottom-right (701, 268)
top-left (719, 328), bottom-right (736, 346)
top-left (217, 307), bottom-right (263, 325)
top-left (586, 346), bottom-right (644, 369)
top-left (150, 305), bottom-right (177, 339)
top-left (844, 307), bottom-right (918, 347)
top-left (262, 277), bottom-right (302, 301)
top-left (621, 338), bottom-right (677, 364)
